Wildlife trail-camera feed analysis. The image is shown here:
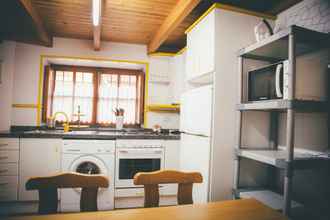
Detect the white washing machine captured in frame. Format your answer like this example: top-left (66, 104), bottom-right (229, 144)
top-left (60, 139), bottom-right (115, 212)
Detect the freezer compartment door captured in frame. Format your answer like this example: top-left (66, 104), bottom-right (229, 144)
top-left (180, 85), bottom-right (212, 136)
top-left (180, 133), bottom-right (211, 203)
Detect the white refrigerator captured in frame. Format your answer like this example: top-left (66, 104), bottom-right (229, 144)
top-left (180, 85), bottom-right (213, 203)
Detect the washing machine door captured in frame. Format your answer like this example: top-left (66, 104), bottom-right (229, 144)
top-left (70, 155), bottom-right (108, 176)
top-left (61, 155), bottom-right (114, 212)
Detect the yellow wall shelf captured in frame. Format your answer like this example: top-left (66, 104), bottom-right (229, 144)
top-left (147, 104), bottom-right (180, 113)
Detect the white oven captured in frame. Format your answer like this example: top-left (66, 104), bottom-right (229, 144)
top-left (115, 140), bottom-right (164, 188)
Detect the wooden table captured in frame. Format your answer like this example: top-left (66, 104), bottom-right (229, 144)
top-left (5, 199), bottom-right (288, 220)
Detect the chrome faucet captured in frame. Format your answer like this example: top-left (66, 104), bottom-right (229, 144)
top-left (73, 105), bottom-right (85, 128)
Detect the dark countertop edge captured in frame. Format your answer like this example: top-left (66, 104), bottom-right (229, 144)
top-left (0, 133), bottom-right (20, 138)
top-left (0, 133), bottom-right (180, 140)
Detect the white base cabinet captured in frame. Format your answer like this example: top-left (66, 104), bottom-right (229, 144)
top-left (0, 138), bottom-right (19, 202)
top-left (19, 138), bottom-right (61, 201)
top-left (180, 133), bottom-right (210, 203)
top-left (164, 140), bottom-right (180, 170)
top-left (163, 140), bottom-right (180, 196)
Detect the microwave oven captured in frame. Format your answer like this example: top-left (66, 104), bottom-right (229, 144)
top-left (248, 49), bottom-right (329, 102)
top-left (248, 60), bottom-right (289, 101)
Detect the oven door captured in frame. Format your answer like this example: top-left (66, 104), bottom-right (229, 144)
top-left (115, 148), bottom-right (164, 188)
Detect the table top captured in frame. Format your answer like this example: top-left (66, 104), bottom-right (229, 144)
top-left (6, 199), bottom-right (288, 220)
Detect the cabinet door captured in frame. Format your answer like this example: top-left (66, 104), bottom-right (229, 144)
top-left (0, 176), bottom-right (18, 201)
top-left (180, 133), bottom-right (210, 203)
top-left (171, 53), bottom-right (186, 104)
top-left (185, 30), bottom-right (193, 80)
top-left (19, 138), bottom-right (61, 201)
top-left (186, 26), bottom-right (199, 81)
top-left (149, 57), bottom-right (170, 82)
top-left (196, 10), bottom-right (215, 77)
top-left (163, 140), bottom-right (180, 195)
top-left (164, 140), bottom-right (180, 169)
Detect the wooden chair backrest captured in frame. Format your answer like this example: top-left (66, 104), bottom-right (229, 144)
top-left (26, 172), bottom-right (109, 214)
top-left (133, 170), bottom-right (203, 208)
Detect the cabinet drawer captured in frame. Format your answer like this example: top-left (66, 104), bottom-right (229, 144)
top-left (0, 138), bottom-right (19, 151)
top-left (0, 163), bottom-right (18, 176)
top-left (0, 151), bottom-right (19, 163)
top-left (0, 176), bottom-right (18, 201)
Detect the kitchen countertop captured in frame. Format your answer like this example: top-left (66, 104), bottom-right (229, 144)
top-left (0, 129), bottom-right (180, 140)
top-left (6, 199), bottom-right (288, 220)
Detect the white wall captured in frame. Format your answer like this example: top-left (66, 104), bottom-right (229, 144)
top-left (275, 0), bottom-right (330, 33)
top-left (0, 41), bottom-right (16, 130)
top-left (9, 37), bottom-right (181, 129)
top-left (211, 9), bottom-right (264, 201)
top-left (146, 54), bottom-right (185, 129)
top-left (11, 38), bottom-right (148, 126)
top-left (274, 0), bottom-right (329, 152)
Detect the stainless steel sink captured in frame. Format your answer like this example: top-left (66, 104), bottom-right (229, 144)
top-left (69, 130), bottom-right (98, 135)
top-left (23, 130), bottom-right (70, 135)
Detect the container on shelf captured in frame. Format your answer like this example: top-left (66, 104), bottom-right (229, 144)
top-left (116, 116), bottom-right (124, 130)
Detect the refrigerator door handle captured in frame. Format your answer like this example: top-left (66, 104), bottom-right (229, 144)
top-left (181, 131), bottom-right (210, 138)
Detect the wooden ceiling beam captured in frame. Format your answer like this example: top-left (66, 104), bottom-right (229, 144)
top-left (18, 0), bottom-right (52, 47)
top-left (148, 0), bottom-right (201, 53)
top-left (94, 25), bottom-right (101, 51)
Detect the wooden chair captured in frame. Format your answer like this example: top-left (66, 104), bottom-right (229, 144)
top-left (26, 172), bottom-right (109, 214)
top-left (133, 170), bottom-right (203, 208)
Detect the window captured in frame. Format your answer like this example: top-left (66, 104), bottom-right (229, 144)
top-left (43, 65), bottom-right (145, 126)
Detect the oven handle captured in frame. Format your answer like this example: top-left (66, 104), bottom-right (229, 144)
top-left (118, 149), bottom-right (164, 155)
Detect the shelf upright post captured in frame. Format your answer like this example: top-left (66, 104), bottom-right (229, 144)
top-left (328, 65), bottom-right (330, 150)
top-left (233, 56), bottom-right (244, 197)
top-left (283, 31), bottom-right (296, 216)
top-left (267, 111), bottom-right (279, 189)
top-left (269, 111), bottom-right (279, 150)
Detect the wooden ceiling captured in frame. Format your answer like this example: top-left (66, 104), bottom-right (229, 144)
top-left (0, 0), bottom-right (302, 52)
top-left (31, 0), bottom-right (176, 44)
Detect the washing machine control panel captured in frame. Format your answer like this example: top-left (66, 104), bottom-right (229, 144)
top-left (62, 140), bottom-right (116, 154)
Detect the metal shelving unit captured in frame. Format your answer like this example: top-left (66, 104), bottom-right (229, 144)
top-left (237, 100), bottom-right (328, 112)
top-left (234, 188), bottom-right (303, 212)
top-left (233, 25), bottom-right (330, 217)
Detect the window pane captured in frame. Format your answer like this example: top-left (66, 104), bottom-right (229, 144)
top-left (99, 74), bottom-right (118, 98)
top-left (118, 99), bottom-right (136, 124)
top-left (97, 74), bottom-right (118, 124)
top-left (64, 71), bottom-right (73, 81)
top-left (52, 71), bottom-right (94, 123)
top-left (97, 74), bottom-right (139, 124)
top-left (52, 96), bottom-right (73, 121)
top-left (118, 75), bottom-right (137, 124)
top-left (118, 75), bottom-right (137, 100)
top-left (47, 68), bottom-right (143, 125)
top-left (73, 72), bottom-right (94, 122)
top-left (98, 98), bottom-right (116, 123)
top-left (73, 97), bottom-right (93, 122)
top-left (55, 71), bottom-right (63, 80)
top-left (75, 72), bottom-right (94, 98)
top-left (54, 71), bottom-right (73, 96)
top-left (52, 71), bottom-right (74, 120)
